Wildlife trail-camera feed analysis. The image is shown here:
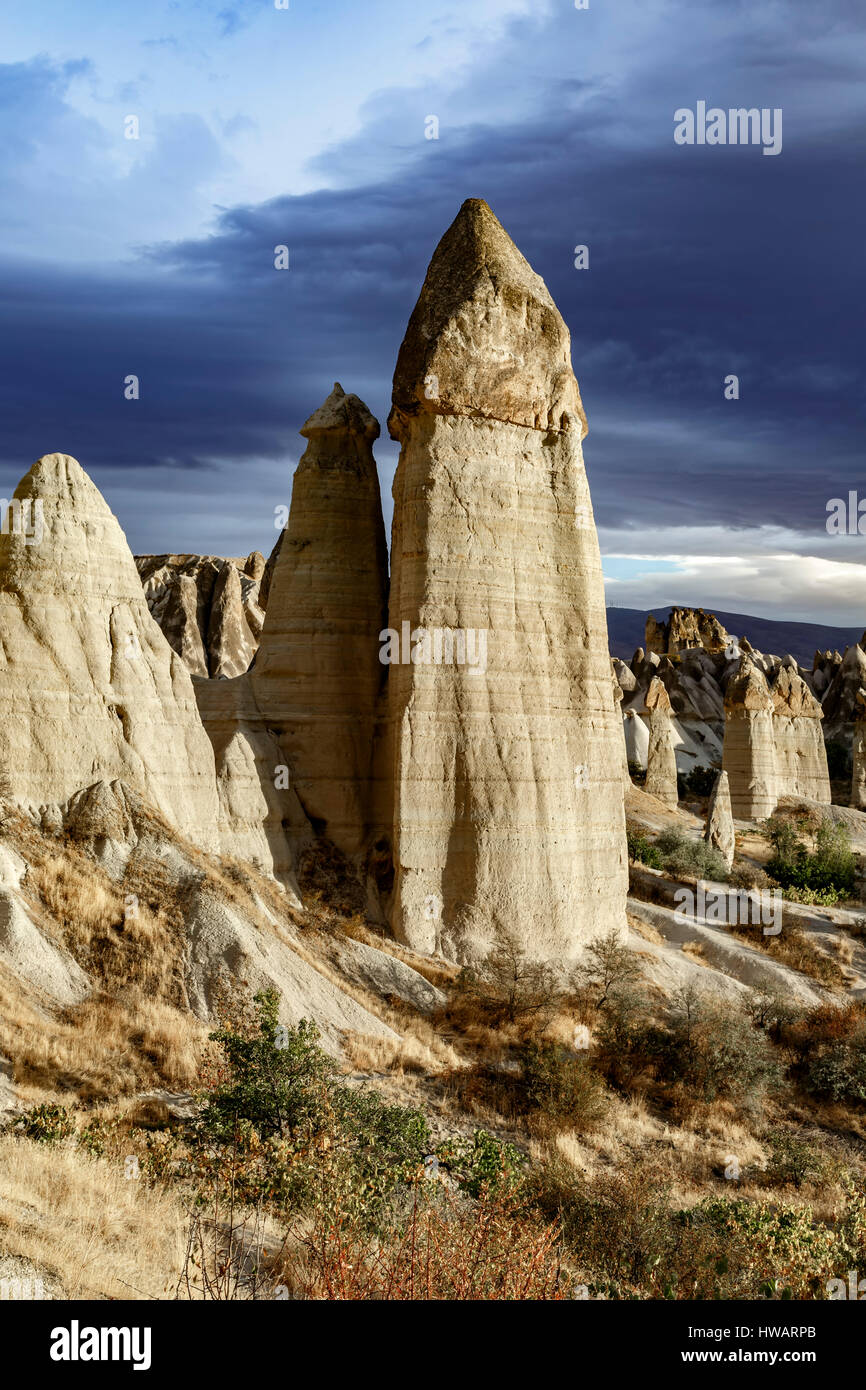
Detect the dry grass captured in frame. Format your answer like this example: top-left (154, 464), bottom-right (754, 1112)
top-left (0, 1132), bottom-right (187, 1299)
top-left (0, 966), bottom-right (206, 1099)
top-left (343, 1016), bottom-right (463, 1077)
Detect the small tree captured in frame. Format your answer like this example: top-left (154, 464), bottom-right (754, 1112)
top-left (572, 928), bottom-right (641, 1011)
top-left (200, 989), bottom-right (336, 1146)
top-left (458, 933), bottom-right (559, 1025)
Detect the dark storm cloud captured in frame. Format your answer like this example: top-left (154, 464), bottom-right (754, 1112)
top-left (0, 0), bottom-right (864, 553)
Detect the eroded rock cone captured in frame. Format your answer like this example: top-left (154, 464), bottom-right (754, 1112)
top-left (722, 658), bottom-right (777, 819)
top-left (771, 660), bottom-right (830, 803)
top-left (251, 383), bottom-right (388, 854)
top-left (383, 198), bottom-right (627, 964)
top-left (643, 676), bottom-right (679, 805)
top-left (0, 454), bottom-right (220, 849)
top-left (704, 770), bottom-right (735, 867)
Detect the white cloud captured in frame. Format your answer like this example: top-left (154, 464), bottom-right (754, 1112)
top-left (601, 525), bottom-right (866, 624)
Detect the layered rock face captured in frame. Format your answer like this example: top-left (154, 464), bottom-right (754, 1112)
top-left (643, 676), bottom-right (679, 805)
top-left (194, 674), bottom-right (308, 899)
top-left (136, 552), bottom-right (263, 678)
top-left (250, 384), bottom-right (388, 855)
top-left (722, 659), bottom-right (778, 819)
top-left (383, 198), bottom-right (627, 964)
top-left (704, 770), bottom-right (735, 866)
top-left (771, 660), bottom-right (830, 803)
top-left (0, 454), bottom-right (220, 849)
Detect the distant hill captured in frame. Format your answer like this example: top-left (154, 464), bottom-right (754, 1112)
top-left (606, 606), bottom-right (863, 667)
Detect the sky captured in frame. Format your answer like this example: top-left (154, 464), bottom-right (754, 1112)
top-left (0, 0), bottom-right (864, 624)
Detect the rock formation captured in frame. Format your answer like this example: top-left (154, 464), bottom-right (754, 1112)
top-left (250, 383), bottom-right (388, 854)
top-left (643, 676), bottom-right (679, 805)
top-left (0, 454), bottom-right (221, 850)
top-left (704, 770), bottom-right (735, 866)
top-left (137, 552), bottom-right (263, 678)
top-left (383, 198), bottom-right (627, 964)
top-left (852, 693), bottom-right (866, 810)
top-left (193, 673), bottom-right (307, 898)
top-left (722, 658), bottom-right (777, 819)
top-left (821, 642), bottom-right (866, 735)
top-left (771, 659), bottom-right (830, 803)
top-left (645, 607), bottom-right (731, 657)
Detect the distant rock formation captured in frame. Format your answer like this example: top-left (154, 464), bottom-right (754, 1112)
top-left (382, 198), bottom-right (627, 964)
top-left (0, 454), bottom-right (221, 850)
top-left (704, 770), bottom-right (735, 866)
top-left (645, 607), bottom-right (731, 657)
top-left (821, 642), bottom-right (866, 733)
top-left (643, 676), bottom-right (679, 805)
top-left (722, 658), bottom-right (777, 819)
top-left (136, 552), bottom-right (263, 678)
top-left (250, 383), bottom-right (388, 854)
top-left (771, 660), bottom-right (830, 803)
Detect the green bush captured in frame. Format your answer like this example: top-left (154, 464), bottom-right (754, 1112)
top-left (193, 989), bottom-right (432, 1224)
top-left (200, 990), bottom-right (337, 1147)
top-left (626, 829), bottom-right (663, 869)
top-left (597, 987), bottom-right (780, 1104)
top-left (654, 828), bottom-right (731, 883)
top-left (761, 1128), bottom-right (829, 1189)
top-left (436, 1129), bottom-right (526, 1198)
top-left (10, 1103), bottom-right (74, 1145)
top-left (677, 766), bottom-right (719, 799)
top-left (805, 1035), bottom-right (866, 1104)
top-left (764, 817), bottom-right (856, 899)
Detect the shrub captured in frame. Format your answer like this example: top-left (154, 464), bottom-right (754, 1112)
top-left (10, 1103), bottom-right (74, 1145)
top-left (626, 828), bottom-right (663, 868)
top-left (761, 1129), bottom-right (829, 1190)
top-left (191, 989), bottom-right (431, 1225)
top-left (436, 1129), bottom-right (526, 1198)
top-left (652, 992), bottom-right (781, 1104)
top-left (764, 817), bottom-right (856, 899)
top-left (518, 1040), bottom-right (608, 1130)
top-left (654, 828), bottom-right (731, 883)
top-left (677, 765), bottom-right (719, 800)
top-left (199, 990), bottom-right (336, 1147)
top-left (805, 1037), bottom-right (866, 1104)
top-left (293, 1183), bottom-right (569, 1300)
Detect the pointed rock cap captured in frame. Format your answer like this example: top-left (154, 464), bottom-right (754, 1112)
top-left (771, 664), bottom-right (823, 720)
top-left (644, 675), bottom-right (672, 714)
top-left (301, 382), bottom-right (379, 444)
top-left (725, 657), bottom-right (774, 713)
top-left (0, 452), bottom-right (143, 600)
top-left (389, 198), bottom-right (586, 442)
